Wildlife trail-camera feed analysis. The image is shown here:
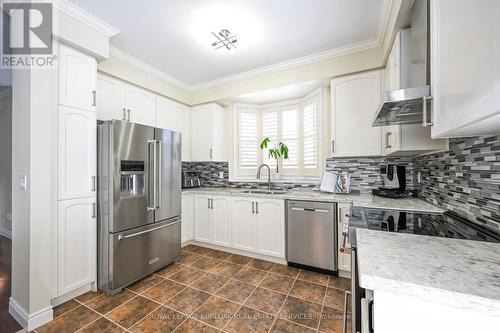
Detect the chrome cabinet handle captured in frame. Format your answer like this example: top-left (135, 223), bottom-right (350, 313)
top-left (122, 108), bottom-right (126, 120)
top-left (208, 198), bottom-right (211, 209)
top-left (127, 109), bottom-right (131, 121)
top-left (331, 140), bottom-right (335, 153)
top-left (91, 202), bottom-right (96, 218)
top-left (209, 148), bottom-right (213, 159)
top-left (255, 202), bottom-right (259, 214)
top-left (252, 202), bottom-right (255, 214)
top-left (211, 198), bottom-right (214, 209)
top-left (91, 176), bottom-right (96, 192)
top-left (91, 90), bottom-right (96, 106)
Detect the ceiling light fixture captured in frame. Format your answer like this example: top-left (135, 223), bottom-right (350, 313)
top-left (211, 29), bottom-right (238, 51)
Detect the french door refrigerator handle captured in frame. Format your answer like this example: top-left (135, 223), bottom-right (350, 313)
top-left (156, 140), bottom-right (162, 209)
top-left (147, 140), bottom-right (157, 211)
top-left (117, 221), bottom-right (179, 240)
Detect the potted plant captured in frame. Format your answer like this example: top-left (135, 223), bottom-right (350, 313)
top-left (259, 137), bottom-right (289, 175)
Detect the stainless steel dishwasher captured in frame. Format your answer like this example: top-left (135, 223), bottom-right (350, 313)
top-left (286, 200), bottom-right (338, 274)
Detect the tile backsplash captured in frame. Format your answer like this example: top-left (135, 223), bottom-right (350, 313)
top-left (184, 135), bottom-right (500, 231)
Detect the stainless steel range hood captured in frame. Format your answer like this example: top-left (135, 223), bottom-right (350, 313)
top-left (372, 0), bottom-right (432, 127)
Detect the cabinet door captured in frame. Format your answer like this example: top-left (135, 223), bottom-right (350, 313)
top-left (57, 197), bottom-right (96, 296)
top-left (58, 106), bottom-right (96, 200)
top-left (210, 105), bottom-right (226, 161)
top-left (97, 75), bottom-right (126, 121)
top-left (337, 204), bottom-right (351, 272)
top-left (331, 70), bottom-right (382, 157)
top-left (181, 193), bottom-right (194, 243)
top-left (231, 198), bottom-right (256, 251)
top-left (191, 105), bottom-right (213, 161)
top-left (212, 196), bottom-right (232, 246)
top-left (157, 97), bottom-right (191, 161)
top-left (58, 44), bottom-right (96, 112)
top-left (256, 199), bottom-right (284, 258)
top-left (194, 195), bottom-right (212, 243)
top-left (125, 85), bottom-right (156, 126)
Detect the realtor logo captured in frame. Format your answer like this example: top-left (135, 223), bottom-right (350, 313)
top-left (1, 2), bottom-right (54, 68)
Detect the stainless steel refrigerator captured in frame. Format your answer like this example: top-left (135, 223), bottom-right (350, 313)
top-left (97, 120), bottom-right (181, 294)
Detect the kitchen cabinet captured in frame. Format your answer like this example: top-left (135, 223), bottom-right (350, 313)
top-left (96, 74), bottom-right (156, 126)
top-left (255, 199), bottom-right (285, 258)
top-left (181, 193), bottom-right (194, 243)
top-left (58, 106), bottom-right (97, 200)
top-left (57, 197), bottom-right (96, 296)
top-left (337, 203), bottom-right (351, 273)
top-left (382, 30), bottom-right (448, 155)
top-left (191, 103), bottom-right (226, 161)
top-left (430, 0), bottom-right (500, 138)
top-left (96, 74), bottom-right (126, 121)
top-left (125, 85), bottom-right (156, 126)
top-left (231, 197), bottom-right (256, 251)
top-left (212, 197), bottom-right (232, 246)
top-left (331, 70), bottom-right (383, 157)
top-left (58, 44), bottom-right (97, 112)
top-left (156, 96), bottom-right (191, 161)
top-left (194, 195), bottom-right (212, 243)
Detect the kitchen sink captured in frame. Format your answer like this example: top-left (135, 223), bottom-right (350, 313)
top-left (240, 189), bottom-right (288, 195)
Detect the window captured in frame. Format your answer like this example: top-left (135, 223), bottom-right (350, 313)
top-left (234, 90), bottom-right (322, 179)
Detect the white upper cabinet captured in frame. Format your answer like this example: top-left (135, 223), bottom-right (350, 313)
top-left (125, 85), bottom-right (156, 126)
top-left (331, 70), bottom-right (383, 157)
top-left (431, 0), bottom-right (500, 137)
top-left (97, 74), bottom-right (126, 121)
top-left (58, 105), bottom-right (96, 200)
top-left (191, 103), bottom-right (226, 161)
top-left (156, 96), bottom-right (191, 161)
top-left (58, 44), bottom-right (97, 112)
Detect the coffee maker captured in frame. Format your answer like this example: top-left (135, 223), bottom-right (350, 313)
top-left (372, 164), bottom-right (412, 198)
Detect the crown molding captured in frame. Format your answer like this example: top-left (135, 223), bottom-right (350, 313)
top-left (109, 47), bottom-right (191, 90)
top-left (51, 0), bottom-right (119, 37)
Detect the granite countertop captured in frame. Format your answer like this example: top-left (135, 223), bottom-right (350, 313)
top-left (182, 187), bottom-right (444, 213)
top-left (356, 228), bottom-right (500, 316)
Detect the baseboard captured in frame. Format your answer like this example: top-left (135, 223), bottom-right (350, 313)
top-left (187, 240), bottom-right (287, 265)
top-left (338, 270), bottom-right (352, 279)
top-left (0, 226), bottom-right (12, 239)
top-left (9, 298), bottom-right (53, 331)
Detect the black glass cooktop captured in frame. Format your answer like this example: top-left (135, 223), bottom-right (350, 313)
top-left (349, 206), bottom-right (500, 243)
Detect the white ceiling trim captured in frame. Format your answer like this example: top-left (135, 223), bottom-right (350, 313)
top-left (103, 0), bottom-right (392, 92)
top-left (51, 0), bottom-right (120, 37)
top-left (109, 47), bottom-right (191, 90)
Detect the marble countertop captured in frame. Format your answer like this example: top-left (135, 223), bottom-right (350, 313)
top-left (182, 187), bottom-right (444, 213)
top-left (356, 228), bottom-right (500, 316)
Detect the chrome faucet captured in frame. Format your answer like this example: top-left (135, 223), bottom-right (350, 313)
top-left (256, 164), bottom-right (271, 190)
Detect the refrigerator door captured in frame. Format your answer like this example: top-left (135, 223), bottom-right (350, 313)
top-left (154, 128), bottom-right (182, 222)
top-left (112, 121), bottom-right (155, 233)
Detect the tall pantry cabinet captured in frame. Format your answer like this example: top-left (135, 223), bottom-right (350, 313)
top-left (56, 44), bottom-right (97, 298)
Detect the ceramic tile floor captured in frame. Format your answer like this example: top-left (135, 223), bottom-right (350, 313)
top-left (36, 245), bottom-right (351, 333)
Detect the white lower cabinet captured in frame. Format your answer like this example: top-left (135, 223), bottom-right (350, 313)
top-left (181, 193), bottom-right (194, 243)
top-left (231, 198), bottom-right (257, 251)
top-left (188, 193), bottom-right (285, 259)
top-left (337, 203), bottom-right (351, 272)
top-left (255, 200), bottom-right (285, 258)
top-left (57, 197), bottom-right (96, 296)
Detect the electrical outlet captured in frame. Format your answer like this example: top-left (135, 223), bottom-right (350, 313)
top-left (219, 171), bottom-right (224, 179)
top-left (6, 212), bottom-right (11, 221)
top-left (19, 175), bottom-right (28, 191)
top-left (417, 171), bottom-right (421, 183)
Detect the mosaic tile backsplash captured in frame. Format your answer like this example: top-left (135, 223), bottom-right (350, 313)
top-left (183, 135), bottom-right (500, 231)
top-left (415, 136), bottom-right (500, 232)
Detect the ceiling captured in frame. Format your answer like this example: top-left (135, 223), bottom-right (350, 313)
top-left (68, 0), bottom-right (390, 87)
top-left (229, 80), bottom-right (324, 105)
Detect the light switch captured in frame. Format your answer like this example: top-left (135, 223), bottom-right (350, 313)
top-left (19, 175), bottom-right (28, 191)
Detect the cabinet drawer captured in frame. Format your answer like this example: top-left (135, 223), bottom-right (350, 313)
top-left (110, 219), bottom-right (180, 290)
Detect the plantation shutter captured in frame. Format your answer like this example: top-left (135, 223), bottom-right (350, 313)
top-left (281, 106), bottom-right (300, 174)
top-left (237, 108), bottom-right (260, 176)
top-left (303, 101), bottom-right (318, 171)
top-left (261, 109), bottom-right (278, 169)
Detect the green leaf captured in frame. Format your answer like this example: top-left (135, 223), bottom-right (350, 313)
top-left (260, 137), bottom-right (270, 150)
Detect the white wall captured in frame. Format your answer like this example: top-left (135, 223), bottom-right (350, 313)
top-left (0, 93), bottom-right (12, 236)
